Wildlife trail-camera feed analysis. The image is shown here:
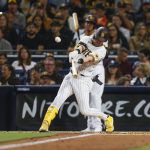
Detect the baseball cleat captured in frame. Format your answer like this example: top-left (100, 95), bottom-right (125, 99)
top-left (39, 121), bottom-right (49, 132)
top-left (104, 115), bottom-right (114, 133)
top-left (81, 127), bottom-right (91, 132)
top-left (39, 106), bottom-right (58, 132)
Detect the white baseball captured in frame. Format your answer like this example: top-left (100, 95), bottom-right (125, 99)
top-left (55, 36), bottom-right (61, 43)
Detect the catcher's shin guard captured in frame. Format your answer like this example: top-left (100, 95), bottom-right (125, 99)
top-left (39, 106), bottom-right (58, 132)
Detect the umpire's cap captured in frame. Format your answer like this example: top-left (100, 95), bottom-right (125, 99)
top-left (93, 27), bottom-right (108, 42)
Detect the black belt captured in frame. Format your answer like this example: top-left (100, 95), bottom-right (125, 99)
top-left (80, 74), bottom-right (103, 85)
top-left (92, 75), bottom-right (103, 85)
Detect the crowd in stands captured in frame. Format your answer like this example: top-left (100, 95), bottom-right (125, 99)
top-left (0, 0), bottom-right (150, 86)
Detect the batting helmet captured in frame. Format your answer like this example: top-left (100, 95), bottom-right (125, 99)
top-left (93, 27), bottom-right (108, 42)
top-left (84, 14), bottom-right (95, 24)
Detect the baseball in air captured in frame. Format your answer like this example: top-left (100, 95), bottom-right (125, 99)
top-left (55, 36), bottom-right (61, 43)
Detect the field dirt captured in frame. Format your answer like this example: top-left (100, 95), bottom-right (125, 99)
top-left (1, 132), bottom-right (150, 150)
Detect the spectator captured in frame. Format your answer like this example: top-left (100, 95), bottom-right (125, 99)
top-left (105, 60), bottom-right (122, 85)
top-left (6, 0), bottom-right (26, 28)
top-left (29, 68), bottom-right (41, 85)
top-left (145, 77), bottom-right (150, 86)
top-left (0, 52), bottom-right (8, 68)
top-left (0, 52), bottom-right (8, 78)
top-left (115, 47), bottom-right (133, 75)
top-left (144, 10), bottom-right (150, 34)
top-left (17, 22), bottom-right (46, 53)
top-left (46, 21), bottom-right (73, 50)
top-left (133, 48), bottom-right (150, 68)
top-left (117, 76), bottom-right (131, 86)
top-left (111, 14), bottom-right (130, 41)
top-left (33, 53), bottom-right (63, 84)
top-left (116, 1), bottom-right (135, 31)
top-left (0, 28), bottom-right (13, 54)
top-left (40, 71), bottom-right (55, 85)
top-left (32, 14), bottom-right (46, 38)
top-left (0, 63), bottom-right (20, 85)
top-left (130, 63), bottom-right (150, 86)
top-left (107, 23), bottom-right (129, 54)
top-left (42, 55), bottom-right (63, 84)
top-left (0, 13), bottom-right (19, 49)
top-left (129, 22), bottom-right (150, 52)
top-left (27, 2), bottom-right (52, 32)
top-left (12, 46), bottom-right (36, 71)
top-left (94, 3), bottom-right (108, 27)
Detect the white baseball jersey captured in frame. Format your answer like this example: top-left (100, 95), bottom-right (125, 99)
top-left (50, 36), bottom-right (108, 120)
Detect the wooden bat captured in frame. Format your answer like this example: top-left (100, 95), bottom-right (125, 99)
top-left (71, 59), bottom-right (78, 78)
top-left (72, 12), bottom-right (80, 40)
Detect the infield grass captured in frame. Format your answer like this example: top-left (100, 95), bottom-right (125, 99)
top-left (132, 145), bottom-right (150, 150)
top-left (0, 131), bottom-right (55, 143)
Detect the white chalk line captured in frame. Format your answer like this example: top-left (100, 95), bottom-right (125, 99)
top-left (0, 133), bottom-right (99, 150)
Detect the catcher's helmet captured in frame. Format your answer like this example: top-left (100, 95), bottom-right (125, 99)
top-left (93, 27), bottom-right (108, 42)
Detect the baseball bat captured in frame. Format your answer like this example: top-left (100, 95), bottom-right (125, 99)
top-left (71, 59), bottom-right (78, 78)
top-left (72, 12), bottom-right (80, 40)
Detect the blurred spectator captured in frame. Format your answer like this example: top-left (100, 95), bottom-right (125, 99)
top-left (0, 28), bottom-right (13, 53)
top-left (32, 14), bottom-right (46, 38)
top-left (130, 63), bottom-right (150, 86)
top-left (46, 3), bottom-right (56, 19)
top-left (12, 46), bottom-right (36, 71)
top-left (68, 0), bottom-right (88, 25)
top-left (0, 52), bottom-right (8, 78)
top-left (129, 22), bottom-right (150, 52)
top-left (40, 71), bottom-right (56, 85)
top-left (116, 1), bottom-right (135, 31)
top-left (107, 23), bottom-right (129, 54)
top-left (0, 0), bottom-right (7, 11)
top-left (20, 0), bottom-right (31, 15)
top-left (57, 3), bottom-right (74, 33)
top-left (94, 3), bottom-right (108, 27)
top-left (28, 2), bottom-right (53, 31)
top-left (0, 13), bottom-right (19, 49)
top-left (115, 47), bottom-right (133, 75)
top-left (29, 68), bottom-right (41, 85)
top-left (6, 0), bottom-right (26, 28)
top-left (144, 10), bottom-right (150, 34)
top-left (33, 52), bottom-right (54, 73)
top-left (0, 52), bottom-right (8, 68)
top-left (0, 63), bottom-right (20, 85)
top-left (43, 55), bottom-right (63, 84)
top-left (135, 0), bottom-right (150, 23)
top-left (111, 14), bottom-right (130, 41)
top-left (145, 77), bottom-right (150, 86)
top-left (105, 60), bottom-right (122, 85)
top-left (33, 53), bottom-right (63, 84)
top-left (46, 21), bottom-right (73, 50)
top-left (133, 48), bottom-right (150, 68)
top-left (117, 76), bottom-right (131, 86)
top-left (17, 22), bottom-right (46, 53)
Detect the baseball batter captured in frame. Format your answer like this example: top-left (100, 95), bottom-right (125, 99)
top-left (39, 27), bottom-right (114, 133)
